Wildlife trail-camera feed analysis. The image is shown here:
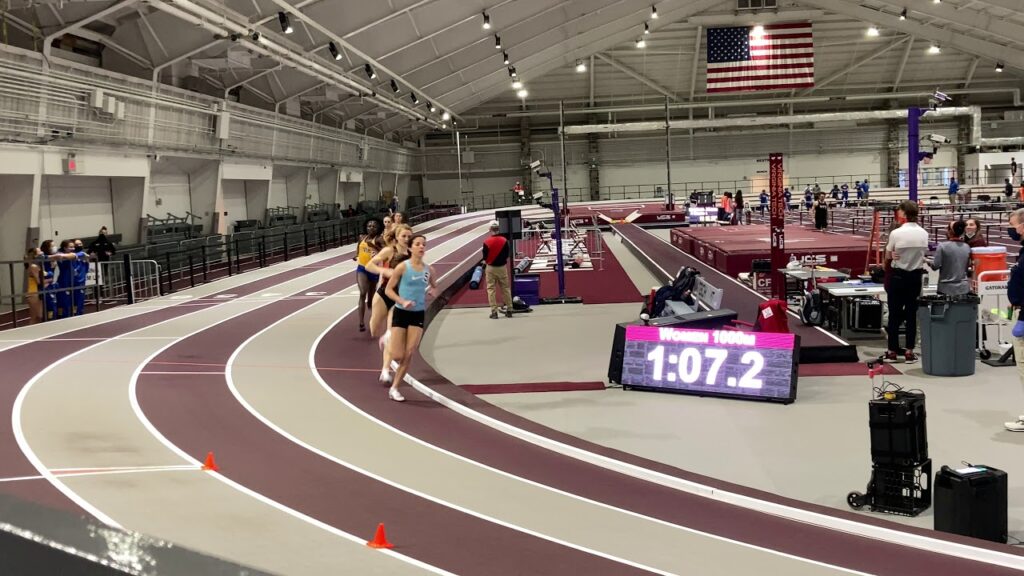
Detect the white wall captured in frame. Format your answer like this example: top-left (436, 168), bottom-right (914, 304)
top-left (244, 180), bottom-right (270, 225)
top-left (339, 182), bottom-right (361, 210)
top-left (110, 177), bottom-right (145, 244)
top-left (269, 176), bottom-right (288, 208)
top-left (221, 180), bottom-right (248, 225)
top-left (148, 172), bottom-right (191, 218)
top-left (39, 175), bottom-right (112, 240)
top-left (0, 174), bottom-right (35, 298)
top-left (286, 170), bottom-right (308, 211)
top-left (316, 169), bottom-right (338, 207)
top-left (190, 162), bottom-right (220, 234)
top-left (423, 175), bottom-right (510, 205)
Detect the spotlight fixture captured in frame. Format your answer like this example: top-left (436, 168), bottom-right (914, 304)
top-left (866, 25), bottom-right (880, 37)
top-left (752, 25), bottom-right (765, 37)
top-left (410, 92), bottom-right (419, 104)
top-left (995, 62), bottom-right (1005, 72)
top-left (651, 5), bottom-right (658, 19)
top-left (250, 31), bottom-right (263, 43)
top-left (364, 63), bottom-right (376, 79)
top-left (390, 79), bottom-right (400, 93)
top-left (928, 43), bottom-right (940, 54)
top-left (441, 123), bottom-right (447, 129)
top-left (933, 0), bottom-right (940, 3)
top-left (635, 38), bottom-right (646, 49)
top-left (575, 59), bottom-right (587, 73)
top-left (429, 102), bottom-right (437, 113)
top-left (442, 111), bottom-right (451, 121)
top-left (495, 34), bottom-right (502, 49)
top-left (503, 51), bottom-right (510, 65)
top-left (516, 89), bottom-right (528, 99)
top-left (899, 8), bottom-right (907, 20)
top-left (278, 12), bottom-right (292, 34)
top-left (644, 22), bottom-right (650, 35)
top-left (482, 11), bottom-right (491, 29)
top-left (512, 79), bottom-right (523, 89)
top-left (328, 42), bottom-right (341, 61)
top-left (508, 66), bottom-right (517, 78)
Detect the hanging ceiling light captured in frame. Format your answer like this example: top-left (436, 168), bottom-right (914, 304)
top-left (635, 37), bottom-right (646, 49)
top-left (512, 79), bottom-right (523, 89)
top-left (508, 66), bottom-right (517, 77)
top-left (428, 102), bottom-right (437, 113)
top-left (390, 79), bottom-right (401, 93)
top-left (503, 51), bottom-right (510, 65)
top-left (495, 34), bottom-right (502, 49)
top-left (928, 43), bottom-right (940, 54)
top-left (995, 62), bottom-right (1005, 73)
top-left (441, 111), bottom-right (451, 121)
top-left (516, 88), bottom-right (528, 99)
top-left (899, 8), bottom-right (907, 20)
top-left (364, 63), bottom-right (376, 79)
top-left (482, 11), bottom-right (491, 29)
top-left (277, 12), bottom-right (292, 34)
top-left (328, 42), bottom-right (341, 61)
top-left (575, 59), bottom-right (586, 73)
top-left (651, 5), bottom-right (658, 19)
top-left (866, 26), bottom-right (880, 37)
top-left (410, 93), bottom-right (419, 104)
top-left (250, 31), bottom-right (262, 43)
top-left (644, 22), bottom-right (650, 35)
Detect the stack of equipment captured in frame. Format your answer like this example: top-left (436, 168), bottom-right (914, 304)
top-left (848, 388), bottom-right (932, 516)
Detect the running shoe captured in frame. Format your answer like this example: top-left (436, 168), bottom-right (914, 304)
top-left (505, 309), bottom-right (513, 318)
top-left (379, 370), bottom-right (392, 384)
top-left (904, 351), bottom-right (918, 363)
top-left (881, 350), bottom-right (900, 362)
top-left (378, 330), bottom-right (390, 351)
top-left (388, 388), bottom-right (405, 402)
top-left (1004, 420), bottom-right (1024, 432)
top-left (489, 311), bottom-right (499, 319)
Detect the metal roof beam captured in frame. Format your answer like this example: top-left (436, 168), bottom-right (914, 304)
top-left (800, 35), bottom-right (910, 95)
top-left (880, 0), bottom-right (1024, 46)
top-left (595, 53), bottom-right (678, 101)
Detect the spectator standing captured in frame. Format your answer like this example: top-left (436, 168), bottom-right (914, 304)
top-left (812, 192), bottom-right (829, 231)
top-left (38, 240), bottom-right (57, 318)
top-left (482, 221), bottom-right (513, 319)
top-left (23, 248), bottom-right (43, 325)
top-left (963, 218), bottom-right (988, 248)
top-left (840, 182), bottom-right (850, 207)
top-left (758, 189), bottom-right (768, 215)
top-left (1006, 178), bottom-right (1014, 200)
top-left (928, 221), bottom-right (971, 296)
top-left (72, 239), bottom-right (89, 316)
top-left (54, 240), bottom-right (77, 319)
top-left (947, 177), bottom-right (960, 210)
top-left (1012, 157), bottom-right (1018, 184)
top-left (87, 226), bottom-right (116, 262)
top-left (861, 178), bottom-right (870, 204)
top-left (1005, 208), bottom-right (1024, 432)
top-left (733, 191), bottom-right (746, 225)
top-left (803, 188), bottom-right (814, 211)
top-left (883, 200), bottom-right (929, 363)
top-left (783, 187), bottom-right (792, 211)
top-left (829, 184), bottom-right (840, 200)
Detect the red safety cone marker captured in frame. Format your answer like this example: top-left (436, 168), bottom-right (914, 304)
top-left (201, 451), bottom-right (219, 472)
top-left (366, 523), bottom-right (394, 549)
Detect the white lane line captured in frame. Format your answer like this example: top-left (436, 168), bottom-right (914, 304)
top-left (128, 255), bottom-right (490, 574)
top-left (139, 371), bottom-right (225, 376)
top-left (12, 254), bottom-right (372, 531)
top-left (310, 248), bottom-right (876, 575)
top-left (401, 373), bottom-right (1023, 572)
top-left (226, 231), bottom-right (678, 575)
top-left (0, 466), bottom-right (200, 483)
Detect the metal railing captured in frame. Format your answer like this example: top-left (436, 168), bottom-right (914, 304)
top-left (0, 207), bottom-right (462, 331)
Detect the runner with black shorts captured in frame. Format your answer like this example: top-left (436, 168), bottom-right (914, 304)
top-left (384, 234), bottom-right (436, 402)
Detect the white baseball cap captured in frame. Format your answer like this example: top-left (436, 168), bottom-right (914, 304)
top-left (489, 220), bottom-right (500, 228)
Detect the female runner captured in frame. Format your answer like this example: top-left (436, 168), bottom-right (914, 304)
top-left (383, 234), bottom-right (436, 402)
top-left (366, 224), bottom-right (412, 383)
top-left (354, 218), bottom-right (384, 332)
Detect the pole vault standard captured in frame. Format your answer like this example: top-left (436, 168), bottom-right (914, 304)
top-left (769, 153), bottom-right (786, 301)
top-left (534, 159), bottom-right (582, 305)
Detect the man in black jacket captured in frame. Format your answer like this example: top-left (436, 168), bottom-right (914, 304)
top-left (87, 226), bottom-right (116, 262)
top-left (1006, 208), bottom-right (1024, 432)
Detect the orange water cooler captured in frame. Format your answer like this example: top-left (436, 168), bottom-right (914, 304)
top-left (971, 246), bottom-right (1009, 291)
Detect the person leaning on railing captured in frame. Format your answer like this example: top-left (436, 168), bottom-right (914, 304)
top-left (1005, 207), bottom-right (1024, 433)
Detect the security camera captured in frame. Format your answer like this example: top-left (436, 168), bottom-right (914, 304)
top-left (529, 159), bottom-right (543, 170)
top-left (932, 90), bottom-right (950, 103)
top-left (927, 133), bottom-right (951, 145)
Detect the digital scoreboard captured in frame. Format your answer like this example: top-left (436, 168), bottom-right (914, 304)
top-left (616, 325), bottom-right (799, 404)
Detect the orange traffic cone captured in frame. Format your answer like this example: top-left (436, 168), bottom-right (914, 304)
top-left (366, 523), bottom-right (394, 549)
top-left (201, 451), bottom-right (218, 472)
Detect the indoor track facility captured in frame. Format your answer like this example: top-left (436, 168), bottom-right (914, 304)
top-left (0, 0), bottom-right (1023, 574)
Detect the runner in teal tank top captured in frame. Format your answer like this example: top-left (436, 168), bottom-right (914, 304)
top-left (384, 234), bottom-right (437, 402)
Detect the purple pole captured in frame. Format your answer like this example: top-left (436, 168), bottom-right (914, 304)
top-left (551, 186), bottom-right (566, 297)
top-left (908, 106), bottom-right (921, 202)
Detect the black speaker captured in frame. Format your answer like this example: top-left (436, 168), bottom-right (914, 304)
top-left (934, 465), bottom-right (1008, 543)
top-left (869, 391), bottom-right (927, 466)
top-left (607, 309), bottom-right (739, 384)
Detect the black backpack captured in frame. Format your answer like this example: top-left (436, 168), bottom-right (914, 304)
top-left (648, 268), bottom-right (700, 317)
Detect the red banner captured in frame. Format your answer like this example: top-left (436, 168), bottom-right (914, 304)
top-left (769, 153), bottom-right (786, 301)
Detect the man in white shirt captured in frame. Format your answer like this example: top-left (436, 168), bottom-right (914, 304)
top-left (884, 200), bottom-right (929, 362)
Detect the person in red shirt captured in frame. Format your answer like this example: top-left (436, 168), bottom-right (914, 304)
top-left (482, 221), bottom-right (513, 319)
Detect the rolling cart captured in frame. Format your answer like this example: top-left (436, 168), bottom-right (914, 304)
top-left (975, 269), bottom-right (1014, 365)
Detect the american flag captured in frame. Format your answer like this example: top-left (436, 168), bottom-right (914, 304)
top-left (706, 23), bottom-right (814, 93)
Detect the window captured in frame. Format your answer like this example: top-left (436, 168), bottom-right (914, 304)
top-left (737, 0), bottom-right (777, 9)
